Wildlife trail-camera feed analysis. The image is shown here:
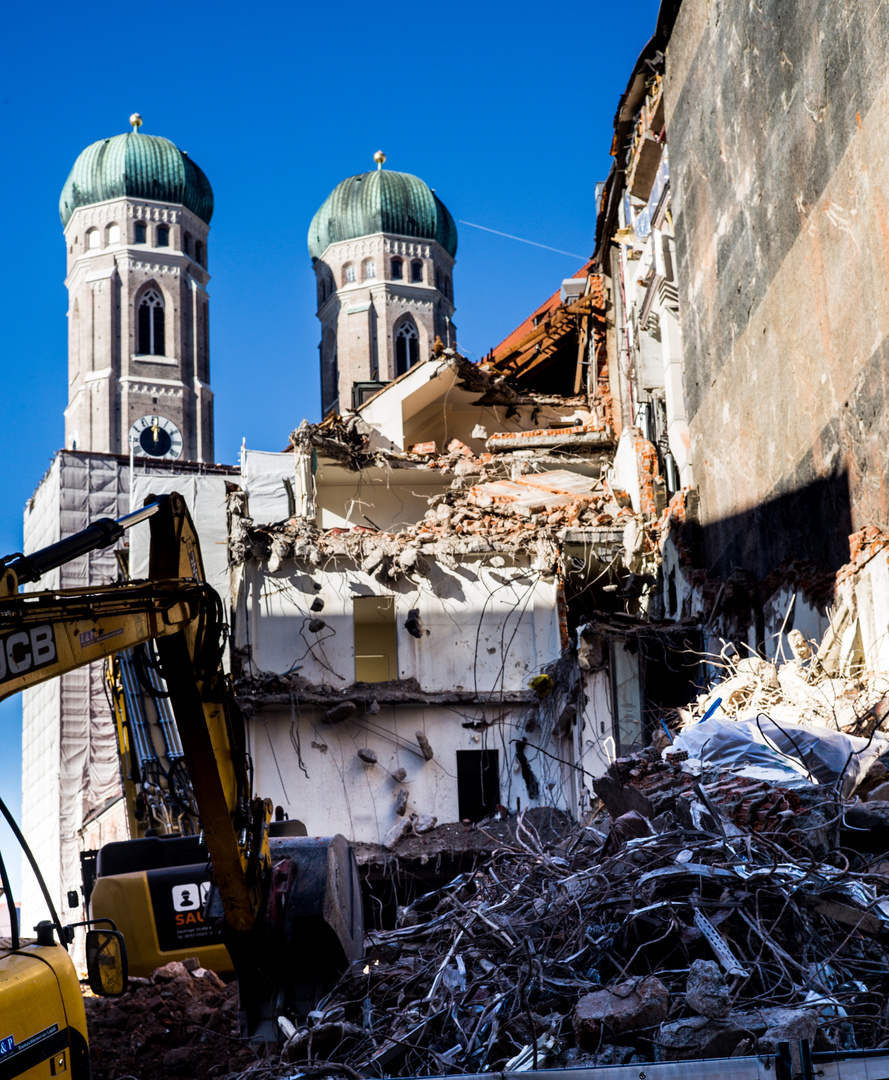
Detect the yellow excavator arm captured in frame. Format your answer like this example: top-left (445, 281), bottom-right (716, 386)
top-left (0, 495), bottom-right (271, 932)
top-left (0, 494), bottom-right (363, 1045)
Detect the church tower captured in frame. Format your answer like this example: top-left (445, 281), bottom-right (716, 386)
top-left (59, 114), bottom-right (214, 462)
top-left (308, 153), bottom-right (458, 414)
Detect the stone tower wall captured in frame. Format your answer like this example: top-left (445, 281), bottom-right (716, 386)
top-left (64, 198), bottom-right (213, 461)
top-left (314, 232), bottom-right (455, 413)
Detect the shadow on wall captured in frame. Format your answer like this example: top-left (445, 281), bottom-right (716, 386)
top-left (700, 469), bottom-right (853, 585)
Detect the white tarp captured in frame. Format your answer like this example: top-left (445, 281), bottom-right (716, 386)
top-left (668, 713), bottom-right (887, 796)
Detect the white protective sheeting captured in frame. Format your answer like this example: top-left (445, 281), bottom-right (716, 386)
top-left (240, 449), bottom-right (297, 524)
top-left (668, 714), bottom-right (887, 796)
top-left (22, 452), bottom-right (131, 922)
top-left (129, 473), bottom-right (231, 603)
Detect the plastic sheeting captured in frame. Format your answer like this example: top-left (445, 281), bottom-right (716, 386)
top-left (667, 714), bottom-right (888, 796)
top-left (21, 452), bottom-right (131, 922)
top-left (240, 449), bottom-right (296, 524)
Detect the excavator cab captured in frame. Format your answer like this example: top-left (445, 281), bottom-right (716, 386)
top-left (0, 791), bottom-right (127, 1079)
top-left (0, 492), bottom-right (364, 1047)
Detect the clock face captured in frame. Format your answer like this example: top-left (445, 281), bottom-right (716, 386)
top-left (129, 415), bottom-right (183, 460)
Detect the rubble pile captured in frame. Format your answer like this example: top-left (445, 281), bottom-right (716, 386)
top-left (269, 801), bottom-right (889, 1076)
top-left (683, 637), bottom-right (889, 738)
top-left (84, 959), bottom-right (251, 1080)
top-left (234, 451), bottom-right (635, 577)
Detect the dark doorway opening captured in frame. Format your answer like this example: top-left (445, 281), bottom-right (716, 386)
top-left (456, 749), bottom-right (499, 822)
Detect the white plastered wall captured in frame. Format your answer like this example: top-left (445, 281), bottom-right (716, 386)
top-left (237, 553), bottom-right (568, 841)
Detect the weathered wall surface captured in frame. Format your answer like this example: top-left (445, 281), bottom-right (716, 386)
top-left (665, 0), bottom-right (889, 580)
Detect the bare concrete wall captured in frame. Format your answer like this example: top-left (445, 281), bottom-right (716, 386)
top-left (665, 0), bottom-right (889, 579)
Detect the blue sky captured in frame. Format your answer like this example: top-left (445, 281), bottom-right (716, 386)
top-left (0, 0), bottom-right (662, 895)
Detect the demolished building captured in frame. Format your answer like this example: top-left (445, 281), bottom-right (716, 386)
top-left (225, 341), bottom-right (699, 915)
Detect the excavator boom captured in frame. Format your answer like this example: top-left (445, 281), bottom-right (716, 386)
top-left (1, 493), bottom-right (363, 1045)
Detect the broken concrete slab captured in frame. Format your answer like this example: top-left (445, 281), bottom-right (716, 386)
top-left (573, 976), bottom-right (669, 1047)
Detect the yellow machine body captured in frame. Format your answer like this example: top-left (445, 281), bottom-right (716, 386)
top-left (89, 867), bottom-right (232, 978)
top-left (0, 939), bottom-right (90, 1078)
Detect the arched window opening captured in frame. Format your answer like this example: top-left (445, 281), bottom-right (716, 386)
top-left (343, 263), bottom-right (356, 285)
top-left (134, 222), bottom-right (147, 244)
top-left (183, 232), bottom-right (192, 257)
top-left (157, 226), bottom-right (169, 248)
top-left (195, 241), bottom-right (204, 266)
top-left (363, 259), bottom-right (376, 281)
top-left (395, 320), bottom-right (420, 376)
top-left (410, 260), bottom-right (423, 284)
top-left (435, 268), bottom-right (443, 291)
top-left (137, 289), bottom-right (165, 356)
top-left (107, 223), bottom-right (120, 245)
top-left (86, 228), bottom-right (99, 250)
top-left (391, 257), bottom-right (403, 280)
top-left (444, 275), bottom-right (452, 300)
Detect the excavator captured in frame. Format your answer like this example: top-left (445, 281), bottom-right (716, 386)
top-left (0, 493), bottom-right (364, 1048)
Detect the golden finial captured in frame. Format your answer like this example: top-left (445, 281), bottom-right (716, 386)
top-left (374, 150), bottom-right (386, 170)
top-left (129, 113), bottom-right (143, 132)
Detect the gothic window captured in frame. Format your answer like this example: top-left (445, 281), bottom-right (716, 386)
top-left (157, 226), bottom-right (169, 247)
top-left (107, 223), bottom-right (120, 245)
top-left (137, 289), bottom-right (165, 356)
top-left (343, 263), bottom-right (356, 284)
top-left (410, 260), bottom-right (423, 283)
top-left (86, 228), bottom-right (99, 249)
top-left (391, 257), bottom-right (403, 280)
top-left (134, 222), bottom-right (147, 243)
top-left (363, 259), bottom-right (376, 280)
top-left (395, 319), bottom-right (420, 376)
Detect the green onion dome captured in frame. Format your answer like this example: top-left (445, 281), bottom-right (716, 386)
top-left (308, 166), bottom-right (457, 261)
top-left (60, 122), bottom-right (213, 226)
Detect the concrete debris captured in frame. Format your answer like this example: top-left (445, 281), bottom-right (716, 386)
top-left (573, 976), bottom-right (669, 1047)
top-left (82, 959), bottom-right (249, 1080)
top-left (411, 811), bottom-right (437, 833)
top-left (249, 790), bottom-right (889, 1079)
top-left (415, 731), bottom-right (434, 760)
top-left (383, 816), bottom-right (411, 849)
top-left (357, 747), bottom-right (377, 764)
top-left (404, 608), bottom-right (426, 637)
top-left (685, 959), bottom-right (731, 1019)
top-left (394, 787), bottom-right (408, 816)
top-left (323, 700), bottom-right (358, 725)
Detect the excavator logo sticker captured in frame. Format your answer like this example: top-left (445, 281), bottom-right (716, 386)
top-left (79, 627), bottom-right (124, 649)
top-left (0, 625), bottom-right (56, 684)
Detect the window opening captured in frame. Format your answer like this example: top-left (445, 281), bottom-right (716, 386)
top-left (457, 749), bottom-right (500, 822)
top-left (353, 596), bottom-right (397, 682)
top-left (363, 259), bottom-right (376, 280)
top-left (87, 229), bottom-right (99, 249)
top-left (391, 257), bottom-right (403, 280)
top-left (344, 263), bottom-right (356, 284)
top-left (107, 223), bottom-right (120, 245)
top-left (137, 289), bottom-right (165, 356)
top-left (157, 226), bottom-right (169, 247)
top-left (134, 222), bottom-right (147, 244)
top-left (195, 241), bottom-right (204, 266)
top-left (410, 260), bottom-right (423, 283)
top-left (395, 321), bottom-right (419, 376)
top-left (183, 233), bottom-right (192, 256)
